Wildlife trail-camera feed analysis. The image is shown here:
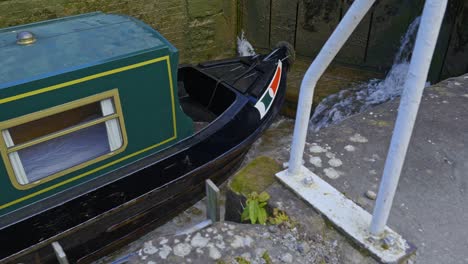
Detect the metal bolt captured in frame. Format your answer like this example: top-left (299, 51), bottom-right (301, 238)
top-left (381, 234), bottom-right (396, 249)
top-left (303, 175), bottom-right (314, 186)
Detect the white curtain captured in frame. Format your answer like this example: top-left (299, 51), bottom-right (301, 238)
top-left (100, 99), bottom-right (123, 151)
top-left (2, 130), bottom-right (28, 184)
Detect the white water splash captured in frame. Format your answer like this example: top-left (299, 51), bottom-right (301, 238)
top-left (310, 17), bottom-right (422, 131)
top-left (237, 31), bottom-right (256, 56)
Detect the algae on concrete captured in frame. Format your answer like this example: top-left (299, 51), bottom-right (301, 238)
top-left (228, 156), bottom-right (281, 196)
top-left (261, 251), bottom-right (273, 264)
top-left (368, 120), bottom-right (392, 127)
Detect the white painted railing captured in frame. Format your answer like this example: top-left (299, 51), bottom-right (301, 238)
top-left (283, 0), bottom-right (448, 260)
top-left (288, 0), bottom-right (377, 175)
top-left (369, 0), bottom-right (448, 235)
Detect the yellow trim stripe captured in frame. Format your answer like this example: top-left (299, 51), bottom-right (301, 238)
top-left (0, 56), bottom-right (179, 210)
top-left (0, 56), bottom-right (169, 105)
top-left (166, 58), bottom-right (178, 139)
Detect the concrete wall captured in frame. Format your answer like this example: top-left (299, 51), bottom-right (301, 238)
top-left (439, 1), bottom-right (468, 79)
top-left (0, 0), bottom-right (238, 63)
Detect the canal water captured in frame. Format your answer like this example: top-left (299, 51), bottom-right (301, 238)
top-left (309, 17), bottom-right (422, 131)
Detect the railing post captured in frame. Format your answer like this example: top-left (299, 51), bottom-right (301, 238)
top-left (288, 0), bottom-right (376, 176)
top-left (206, 179), bottom-right (221, 222)
top-left (370, 0), bottom-right (448, 236)
top-left (52, 242), bottom-right (69, 264)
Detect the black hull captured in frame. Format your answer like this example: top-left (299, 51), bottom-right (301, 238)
top-left (0, 49), bottom-right (290, 264)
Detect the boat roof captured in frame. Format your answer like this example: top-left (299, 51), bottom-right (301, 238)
top-left (0, 12), bottom-right (173, 88)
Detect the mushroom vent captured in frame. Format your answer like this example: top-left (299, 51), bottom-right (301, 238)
top-left (16, 31), bottom-right (36, 45)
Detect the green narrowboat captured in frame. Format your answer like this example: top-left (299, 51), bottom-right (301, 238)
top-left (0, 12), bottom-right (292, 263)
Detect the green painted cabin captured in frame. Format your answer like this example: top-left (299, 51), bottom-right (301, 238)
top-left (0, 12), bottom-right (193, 215)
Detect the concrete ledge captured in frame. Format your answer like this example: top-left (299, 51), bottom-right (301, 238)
top-left (276, 166), bottom-right (415, 263)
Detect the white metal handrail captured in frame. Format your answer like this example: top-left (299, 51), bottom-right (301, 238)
top-left (370, 0), bottom-right (448, 235)
top-left (288, 0), bottom-right (377, 175)
top-left (284, 0), bottom-right (448, 253)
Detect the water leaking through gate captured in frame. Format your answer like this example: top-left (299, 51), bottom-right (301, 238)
top-left (310, 16), bottom-right (422, 131)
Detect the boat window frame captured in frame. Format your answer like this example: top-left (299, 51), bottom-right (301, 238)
top-left (0, 89), bottom-right (128, 190)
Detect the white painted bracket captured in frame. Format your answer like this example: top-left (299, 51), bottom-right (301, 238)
top-left (276, 166), bottom-right (415, 263)
top-left (52, 241), bottom-right (69, 264)
top-left (206, 179), bottom-right (221, 222)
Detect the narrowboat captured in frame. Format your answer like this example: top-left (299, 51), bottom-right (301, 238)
top-left (0, 12), bottom-right (292, 263)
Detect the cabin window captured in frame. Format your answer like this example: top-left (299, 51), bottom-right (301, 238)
top-left (0, 90), bottom-right (127, 188)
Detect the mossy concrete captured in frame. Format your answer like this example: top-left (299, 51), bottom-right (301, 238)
top-left (0, 0), bottom-right (238, 63)
top-left (228, 156), bottom-right (281, 196)
top-left (225, 156), bottom-right (282, 223)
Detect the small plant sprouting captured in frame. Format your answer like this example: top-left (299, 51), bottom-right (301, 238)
top-left (241, 191), bottom-right (270, 225)
top-left (268, 208), bottom-right (290, 225)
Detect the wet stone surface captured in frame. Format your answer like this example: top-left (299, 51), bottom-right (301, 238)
top-left (96, 74), bottom-right (468, 263)
top-left (256, 74), bottom-right (468, 264)
top-left (97, 221), bottom-right (345, 264)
